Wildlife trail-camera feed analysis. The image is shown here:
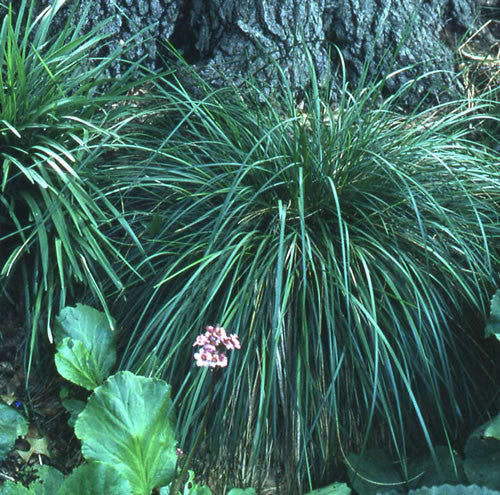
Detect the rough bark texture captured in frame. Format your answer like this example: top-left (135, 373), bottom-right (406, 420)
top-left (186, 0), bottom-right (331, 92)
top-left (31, 0), bottom-right (483, 102)
top-left (30, 0), bottom-right (181, 77)
top-left (185, 0), bottom-right (479, 103)
top-left (77, 0), bottom-right (181, 76)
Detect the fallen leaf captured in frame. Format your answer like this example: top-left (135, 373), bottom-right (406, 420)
top-left (1, 391), bottom-right (17, 406)
top-left (16, 432), bottom-right (51, 463)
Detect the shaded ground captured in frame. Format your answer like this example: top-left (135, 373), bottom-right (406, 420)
top-left (0, 304), bottom-right (81, 485)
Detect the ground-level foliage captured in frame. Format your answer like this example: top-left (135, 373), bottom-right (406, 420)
top-left (1, 1), bottom-right (499, 493)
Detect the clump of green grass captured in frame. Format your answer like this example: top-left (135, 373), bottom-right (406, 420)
top-left (2, 1), bottom-right (496, 492)
top-left (0, 0), bottom-right (147, 375)
top-left (99, 53), bottom-right (499, 492)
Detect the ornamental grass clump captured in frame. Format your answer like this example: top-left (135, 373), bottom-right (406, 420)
top-left (0, 0), bottom-right (148, 370)
top-left (102, 57), bottom-right (500, 492)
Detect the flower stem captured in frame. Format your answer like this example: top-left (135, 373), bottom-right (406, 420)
top-left (172, 371), bottom-right (216, 494)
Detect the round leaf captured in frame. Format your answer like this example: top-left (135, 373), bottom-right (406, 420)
top-left (60, 397), bottom-right (86, 428)
top-left (74, 372), bottom-right (177, 494)
top-left (464, 421), bottom-right (500, 490)
top-left (0, 482), bottom-right (30, 494)
top-left (55, 338), bottom-right (104, 390)
top-left (0, 466), bottom-right (63, 495)
top-left (485, 290), bottom-right (500, 341)
top-left (28, 465), bottom-right (64, 495)
top-left (54, 304), bottom-right (117, 388)
top-left (0, 402), bottom-right (28, 460)
top-left (484, 414), bottom-right (500, 441)
top-left (346, 449), bottom-right (404, 494)
top-left (59, 462), bottom-right (131, 495)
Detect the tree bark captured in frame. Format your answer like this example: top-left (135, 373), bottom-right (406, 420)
top-left (76, 0), bottom-right (181, 76)
top-left (25, 0), bottom-right (485, 102)
top-left (17, 0), bottom-right (181, 77)
top-left (184, 0), bottom-right (480, 104)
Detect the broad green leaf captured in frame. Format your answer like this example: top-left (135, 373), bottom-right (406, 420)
top-left (0, 466), bottom-right (63, 495)
top-left (464, 420), bottom-right (500, 490)
top-left (55, 338), bottom-right (104, 390)
top-left (346, 449), bottom-right (404, 494)
top-left (60, 397), bottom-right (86, 428)
top-left (181, 470), bottom-right (213, 495)
top-left (59, 386), bottom-right (87, 427)
top-left (304, 482), bottom-right (351, 495)
top-left (484, 414), bottom-right (500, 441)
top-left (485, 290), bottom-right (500, 341)
top-left (0, 482), bottom-right (30, 494)
top-left (54, 304), bottom-right (117, 389)
top-left (0, 402), bottom-right (28, 460)
top-left (407, 484), bottom-right (500, 494)
top-left (227, 489), bottom-right (258, 495)
top-left (187, 485), bottom-right (211, 495)
top-left (186, 486), bottom-right (213, 495)
top-left (159, 471), bottom-right (213, 495)
top-left (58, 462), bottom-right (132, 495)
top-left (407, 445), bottom-right (466, 490)
top-left (74, 371), bottom-right (177, 495)
top-left (187, 484), bottom-right (213, 495)
top-left (26, 465), bottom-right (64, 495)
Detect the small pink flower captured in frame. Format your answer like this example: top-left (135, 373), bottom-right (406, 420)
top-left (193, 334), bottom-right (209, 347)
top-left (193, 324), bottom-right (240, 368)
top-left (218, 353), bottom-right (228, 367)
top-left (194, 351), bottom-right (212, 367)
top-left (233, 335), bottom-right (241, 348)
top-left (225, 334), bottom-right (241, 350)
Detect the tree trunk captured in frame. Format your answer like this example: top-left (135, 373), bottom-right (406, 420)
top-left (177, 0), bottom-right (480, 104)
top-left (74, 0), bottom-right (180, 77)
top-left (27, 0), bottom-right (484, 102)
top-left (18, 0), bottom-right (181, 77)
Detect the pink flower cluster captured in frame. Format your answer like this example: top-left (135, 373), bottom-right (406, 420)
top-left (193, 324), bottom-right (240, 368)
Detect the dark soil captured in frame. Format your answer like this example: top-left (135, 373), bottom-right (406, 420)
top-left (0, 304), bottom-right (82, 486)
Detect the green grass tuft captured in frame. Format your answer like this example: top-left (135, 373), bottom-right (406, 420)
top-left (0, 0), bottom-right (147, 378)
top-left (97, 56), bottom-right (500, 492)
